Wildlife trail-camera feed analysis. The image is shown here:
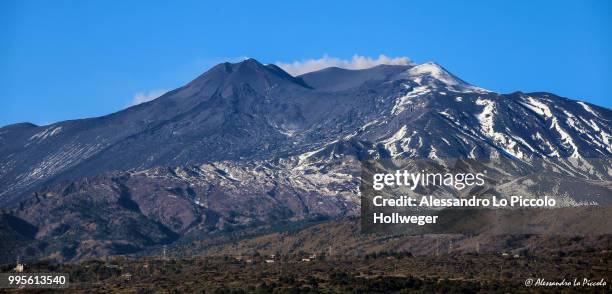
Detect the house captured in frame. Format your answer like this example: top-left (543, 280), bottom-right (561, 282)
top-left (121, 273), bottom-right (132, 281)
top-left (13, 263), bottom-right (24, 273)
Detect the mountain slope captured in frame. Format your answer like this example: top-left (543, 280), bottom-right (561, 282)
top-left (0, 58), bottom-right (611, 261)
top-left (1, 59), bottom-right (609, 206)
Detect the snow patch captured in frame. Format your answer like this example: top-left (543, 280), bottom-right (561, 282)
top-left (382, 125), bottom-right (408, 144)
top-left (29, 126), bottom-right (63, 141)
top-left (550, 117), bottom-right (581, 158)
top-left (402, 62), bottom-right (490, 93)
top-left (475, 98), bottom-right (524, 159)
top-left (408, 63), bottom-right (461, 86)
top-left (392, 86), bottom-right (429, 115)
top-left (521, 96), bottom-right (553, 118)
top-left (577, 101), bottom-right (599, 117)
top-left (382, 126), bottom-right (414, 157)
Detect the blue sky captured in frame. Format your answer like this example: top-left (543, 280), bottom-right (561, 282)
top-left (1, 0), bottom-right (610, 127)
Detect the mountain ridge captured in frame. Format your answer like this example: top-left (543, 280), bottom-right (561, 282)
top-left (1, 58), bottom-right (610, 206)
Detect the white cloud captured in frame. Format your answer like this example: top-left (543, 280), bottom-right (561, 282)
top-left (276, 54), bottom-right (414, 76)
top-left (129, 89), bottom-right (167, 106)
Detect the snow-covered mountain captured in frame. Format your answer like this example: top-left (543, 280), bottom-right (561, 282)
top-left (0, 58), bottom-right (610, 261)
top-left (1, 59), bottom-right (609, 205)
